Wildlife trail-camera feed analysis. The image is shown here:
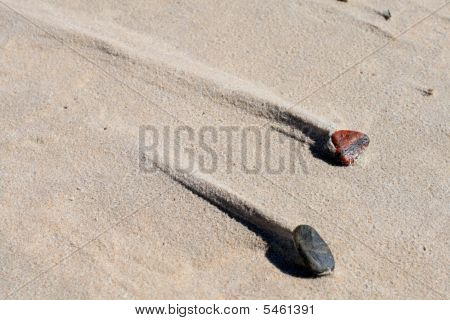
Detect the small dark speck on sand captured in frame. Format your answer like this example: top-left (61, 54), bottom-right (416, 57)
top-left (104, 127), bottom-right (108, 130)
top-left (421, 88), bottom-right (434, 96)
top-left (423, 246), bottom-right (427, 251)
top-left (63, 106), bottom-right (68, 109)
top-left (337, 0), bottom-right (348, 2)
top-left (380, 10), bottom-right (392, 20)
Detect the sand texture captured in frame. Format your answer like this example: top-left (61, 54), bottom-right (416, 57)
top-left (0, 0), bottom-right (449, 299)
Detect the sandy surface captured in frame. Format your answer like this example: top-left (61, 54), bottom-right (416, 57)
top-left (0, 0), bottom-right (449, 299)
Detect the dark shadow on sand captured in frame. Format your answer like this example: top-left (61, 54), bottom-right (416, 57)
top-left (271, 126), bottom-right (343, 167)
top-left (309, 138), bottom-right (343, 167)
top-left (180, 182), bottom-right (316, 278)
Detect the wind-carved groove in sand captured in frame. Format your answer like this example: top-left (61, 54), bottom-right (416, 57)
top-left (176, 75), bottom-right (335, 143)
top-left (152, 158), bottom-right (315, 276)
top-left (81, 30), bottom-right (337, 143)
top-left (155, 159), bottom-right (291, 238)
top-left (12, 3), bottom-right (369, 165)
top-left (7, 5), bottom-right (334, 137)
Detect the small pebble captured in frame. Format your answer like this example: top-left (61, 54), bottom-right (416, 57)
top-left (292, 225), bottom-right (335, 276)
top-left (422, 88), bottom-right (433, 96)
top-left (381, 10), bottom-right (392, 20)
top-left (331, 130), bottom-right (370, 166)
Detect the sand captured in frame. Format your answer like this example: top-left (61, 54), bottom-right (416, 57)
top-left (0, 0), bottom-right (449, 299)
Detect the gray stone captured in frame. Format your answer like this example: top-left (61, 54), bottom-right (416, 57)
top-left (292, 225), bottom-right (335, 276)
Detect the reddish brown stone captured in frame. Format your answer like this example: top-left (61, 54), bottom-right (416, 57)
top-left (331, 130), bottom-right (369, 166)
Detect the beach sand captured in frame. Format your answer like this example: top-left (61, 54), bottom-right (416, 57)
top-left (0, 0), bottom-right (449, 299)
